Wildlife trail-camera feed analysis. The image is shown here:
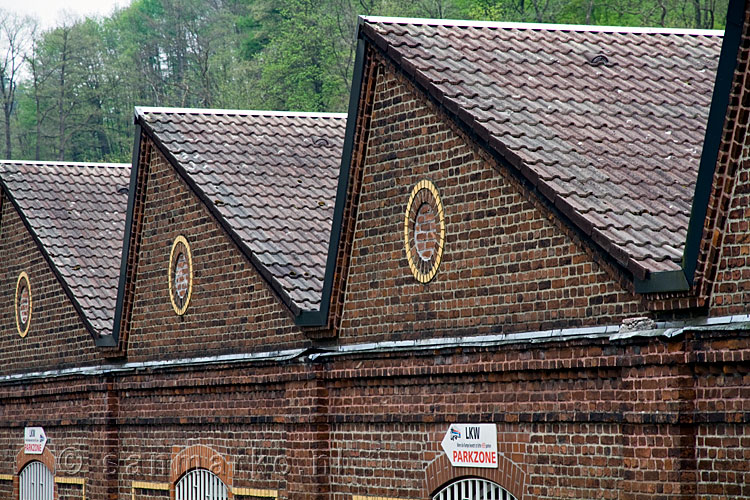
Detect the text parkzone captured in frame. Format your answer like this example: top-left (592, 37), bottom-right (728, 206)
top-left (452, 450), bottom-right (497, 465)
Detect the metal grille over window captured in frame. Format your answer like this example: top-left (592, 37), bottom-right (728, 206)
top-left (19, 461), bottom-right (53, 500)
top-left (176, 469), bottom-right (228, 500)
top-left (432, 478), bottom-right (516, 500)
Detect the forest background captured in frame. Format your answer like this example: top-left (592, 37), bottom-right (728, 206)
top-left (0, 0), bottom-right (730, 162)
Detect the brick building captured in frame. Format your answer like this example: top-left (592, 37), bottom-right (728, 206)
top-left (1, 1), bottom-right (750, 499)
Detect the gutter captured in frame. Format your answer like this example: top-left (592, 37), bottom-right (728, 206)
top-left (0, 348), bottom-right (309, 384)
top-left (4, 314), bottom-right (749, 385)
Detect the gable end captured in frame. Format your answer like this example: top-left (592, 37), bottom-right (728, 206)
top-left (0, 184), bottom-right (100, 342)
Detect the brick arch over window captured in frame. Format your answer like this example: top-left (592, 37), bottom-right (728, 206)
top-left (16, 446), bottom-right (55, 475)
top-left (170, 444), bottom-right (233, 499)
top-left (15, 448), bottom-right (56, 500)
top-left (425, 453), bottom-right (526, 500)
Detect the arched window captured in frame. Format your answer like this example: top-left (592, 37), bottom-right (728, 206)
top-left (19, 461), bottom-right (53, 500)
top-left (176, 468), bottom-right (228, 500)
top-left (433, 478), bottom-right (516, 500)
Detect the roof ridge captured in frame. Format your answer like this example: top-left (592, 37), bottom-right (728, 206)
top-left (0, 160), bottom-right (128, 168)
top-left (362, 15), bottom-right (724, 36)
top-left (135, 106), bottom-right (347, 119)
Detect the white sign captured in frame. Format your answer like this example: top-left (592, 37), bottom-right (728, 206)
top-left (441, 423), bottom-right (498, 468)
top-left (24, 427), bottom-right (47, 455)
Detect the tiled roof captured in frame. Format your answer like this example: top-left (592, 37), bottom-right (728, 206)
top-left (361, 17), bottom-right (724, 277)
top-left (136, 108), bottom-right (346, 312)
top-left (0, 161), bottom-right (130, 336)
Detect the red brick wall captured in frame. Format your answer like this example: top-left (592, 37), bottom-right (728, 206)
top-left (338, 56), bottom-right (647, 343)
top-left (0, 328), bottom-right (746, 499)
top-left (112, 361), bottom-right (329, 499)
top-left (322, 331), bottom-right (750, 500)
top-left (0, 378), bottom-right (96, 498)
top-left (694, 332), bottom-right (750, 499)
top-left (709, 142), bottom-right (750, 314)
top-left (124, 139), bottom-right (310, 361)
top-left (697, 423), bottom-right (750, 499)
top-left (0, 190), bottom-right (99, 374)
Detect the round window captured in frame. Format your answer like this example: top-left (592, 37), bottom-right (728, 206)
top-left (169, 236), bottom-right (193, 315)
top-left (404, 180), bottom-right (445, 283)
top-left (15, 272), bottom-right (31, 337)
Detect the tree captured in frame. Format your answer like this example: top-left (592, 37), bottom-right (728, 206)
top-left (0, 0), bottom-right (735, 163)
top-left (0, 10), bottom-right (33, 159)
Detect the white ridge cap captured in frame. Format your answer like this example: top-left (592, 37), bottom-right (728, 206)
top-left (361, 15), bottom-right (724, 36)
top-left (135, 106), bottom-right (347, 118)
top-left (0, 159), bottom-right (128, 168)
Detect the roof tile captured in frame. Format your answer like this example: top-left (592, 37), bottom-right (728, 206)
top-left (137, 108), bottom-right (346, 312)
top-left (363, 18), bottom-right (722, 273)
top-left (0, 161), bottom-right (130, 336)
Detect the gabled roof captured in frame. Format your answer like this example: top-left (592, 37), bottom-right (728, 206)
top-left (135, 108), bottom-right (346, 313)
top-left (0, 161), bottom-right (130, 337)
top-left (358, 17), bottom-right (724, 279)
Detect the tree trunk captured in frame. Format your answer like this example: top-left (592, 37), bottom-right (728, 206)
top-left (4, 102), bottom-right (11, 159)
top-left (693, 0), bottom-right (702, 28)
top-left (58, 30), bottom-right (68, 161)
top-left (34, 97), bottom-right (40, 161)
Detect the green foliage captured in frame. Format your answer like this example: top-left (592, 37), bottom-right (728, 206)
top-left (0, 0), bottom-right (733, 161)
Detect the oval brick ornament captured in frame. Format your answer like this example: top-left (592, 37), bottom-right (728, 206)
top-left (404, 180), bottom-right (446, 283)
top-left (15, 272), bottom-right (31, 337)
top-left (169, 236), bottom-right (193, 315)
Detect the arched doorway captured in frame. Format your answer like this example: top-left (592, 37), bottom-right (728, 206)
top-left (432, 478), bottom-right (516, 500)
top-left (175, 468), bottom-right (228, 500)
top-left (19, 461), bottom-right (53, 500)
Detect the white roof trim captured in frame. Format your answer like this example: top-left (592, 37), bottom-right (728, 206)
top-left (135, 106), bottom-right (347, 118)
top-left (0, 160), bottom-right (128, 168)
top-left (361, 15), bottom-right (724, 36)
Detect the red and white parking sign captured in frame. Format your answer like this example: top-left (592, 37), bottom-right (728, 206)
top-left (24, 427), bottom-right (47, 455)
top-left (440, 423), bottom-right (498, 468)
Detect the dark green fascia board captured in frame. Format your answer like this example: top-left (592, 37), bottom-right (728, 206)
top-left (682, 0), bottom-right (744, 285)
top-left (636, 0), bottom-right (744, 294)
top-left (296, 309), bottom-right (326, 327)
top-left (634, 269), bottom-right (690, 294)
top-left (106, 122), bottom-right (143, 348)
top-left (295, 24), bottom-right (368, 328)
